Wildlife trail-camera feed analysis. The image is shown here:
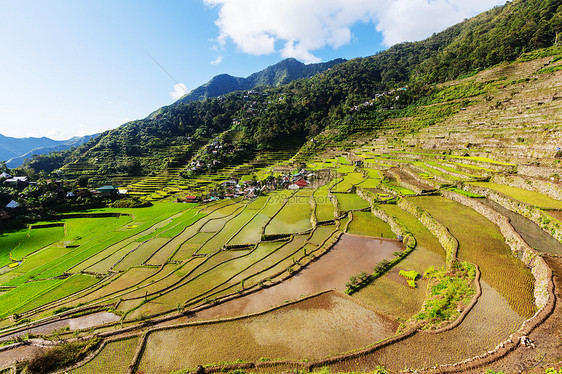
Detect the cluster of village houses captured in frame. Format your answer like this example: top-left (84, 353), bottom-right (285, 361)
top-left (181, 169), bottom-right (317, 203)
top-left (187, 138), bottom-right (245, 173)
top-left (349, 86), bottom-right (408, 112)
top-left (0, 171), bottom-right (123, 216)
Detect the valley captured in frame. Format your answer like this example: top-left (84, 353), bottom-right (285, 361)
top-left (0, 1), bottom-right (561, 372)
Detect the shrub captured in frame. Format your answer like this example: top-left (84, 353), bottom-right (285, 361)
top-left (23, 338), bottom-right (101, 373)
top-left (111, 198), bottom-right (151, 208)
top-left (399, 270), bottom-right (419, 288)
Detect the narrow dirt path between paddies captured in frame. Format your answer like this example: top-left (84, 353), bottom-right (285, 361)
top-left (177, 234), bottom-right (402, 321)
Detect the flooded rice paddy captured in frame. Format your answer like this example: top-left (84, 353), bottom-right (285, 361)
top-left (329, 281), bottom-right (525, 372)
top-left (190, 234), bottom-right (403, 320)
top-left (0, 311), bottom-right (120, 342)
top-left (480, 199), bottom-right (562, 256)
top-left (138, 292), bottom-right (398, 374)
top-left (410, 196), bottom-right (536, 319)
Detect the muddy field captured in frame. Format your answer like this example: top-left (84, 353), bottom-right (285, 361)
top-left (479, 255), bottom-right (562, 373)
top-left (137, 292), bottom-right (397, 374)
top-left (186, 234), bottom-right (403, 320)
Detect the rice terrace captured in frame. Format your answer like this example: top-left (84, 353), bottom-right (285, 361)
top-left (1, 0), bottom-right (562, 373)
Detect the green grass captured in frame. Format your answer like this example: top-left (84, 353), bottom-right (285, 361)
top-left (0, 278), bottom-right (64, 318)
top-left (406, 262), bottom-right (476, 330)
top-left (2, 226), bottom-right (64, 265)
top-left (12, 274), bottom-right (99, 315)
top-left (347, 212), bottom-right (395, 238)
top-left (335, 164), bottom-right (355, 174)
top-left (470, 182), bottom-right (562, 209)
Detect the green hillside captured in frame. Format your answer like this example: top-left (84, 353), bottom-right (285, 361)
top-left (2, 0), bottom-right (562, 373)
top-left (23, 0), bottom-right (561, 185)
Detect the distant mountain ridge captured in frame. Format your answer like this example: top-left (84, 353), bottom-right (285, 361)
top-left (176, 57), bottom-right (346, 104)
top-left (0, 134), bottom-right (99, 167)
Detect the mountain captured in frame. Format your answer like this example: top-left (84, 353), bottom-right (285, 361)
top-left (27, 0), bottom-right (562, 179)
top-left (175, 58), bottom-right (346, 104)
top-left (0, 135), bottom-right (61, 163)
top-left (1, 134), bottom-right (99, 168)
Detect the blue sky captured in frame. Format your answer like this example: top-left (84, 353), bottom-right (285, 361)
top-left (0, 0), bottom-right (505, 140)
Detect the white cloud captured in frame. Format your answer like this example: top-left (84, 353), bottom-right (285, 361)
top-left (169, 83), bottom-right (188, 100)
top-left (46, 128), bottom-right (68, 140)
top-left (204, 0), bottom-right (506, 62)
top-left (211, 55), bottom-right (223, 65)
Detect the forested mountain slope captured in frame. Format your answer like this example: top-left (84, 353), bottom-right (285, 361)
top-left (24, 0), bottom-right (561, 180)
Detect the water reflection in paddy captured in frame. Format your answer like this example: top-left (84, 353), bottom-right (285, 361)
top-left (189, 234), bottom-right (403, 320)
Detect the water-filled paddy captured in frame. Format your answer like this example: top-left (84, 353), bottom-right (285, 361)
top-left (190, 234), bottom-right (402, 320)
top-left (482, 198), bottom-right (562, 256)
top-left (0, 311), bottom-right (120, 342)
top-left (410, 195), bottom-right (535, 319)
top-left (138, 292), bottom-right (397, 374)
top-left (329, 281), bottom-right (525, 372)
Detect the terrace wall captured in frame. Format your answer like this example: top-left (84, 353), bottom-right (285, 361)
top-left (436, 190), bottom-right (555, 373)
top-left (491, 174), bottom-right (562, 202)
top-left (356, 188), bottom-right (416, 248)
top-left (409, 164), bottom-right (452, 186)
top-left (401, 166), bottom-right (441, 189)
top-left (396, 197), bottom-right (458, 268)
top-left (462, 184), bottom-right (562, 245)
top-left (387, 169), bottom-right (423, 194)
top-left (518, 164), bottom-right (562, 180)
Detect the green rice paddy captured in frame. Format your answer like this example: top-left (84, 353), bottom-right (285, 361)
top-left (470, 182), bottom-right (562, 209)
top-left (0, 144), bottom-right (558, 373)
top-left (346, 211), bottom-right (395, 238)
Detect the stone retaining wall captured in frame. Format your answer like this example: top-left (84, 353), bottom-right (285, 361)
top-left (449, 158), bottom-right (516, 173)
top-left (387, 169), bottom-right (423, 194)
top-left (356, 188), bottom-right (410, 246)
top-left (518, 164), bottom-right (562, 180)
top-left (492, 174), bottom-right (562, 202)
top-left (396, 197), bottom-right (458, 268)
top-left (462, 184), bottom-right (562, 245)
top-left (409, 164), bottom-right (453, 186)
top-left (424, 163), bottom-right (470, 181)
top-left (432, 190), bottom-right (556, 373)
top-left (401, 166), bottom-right (440, 189)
